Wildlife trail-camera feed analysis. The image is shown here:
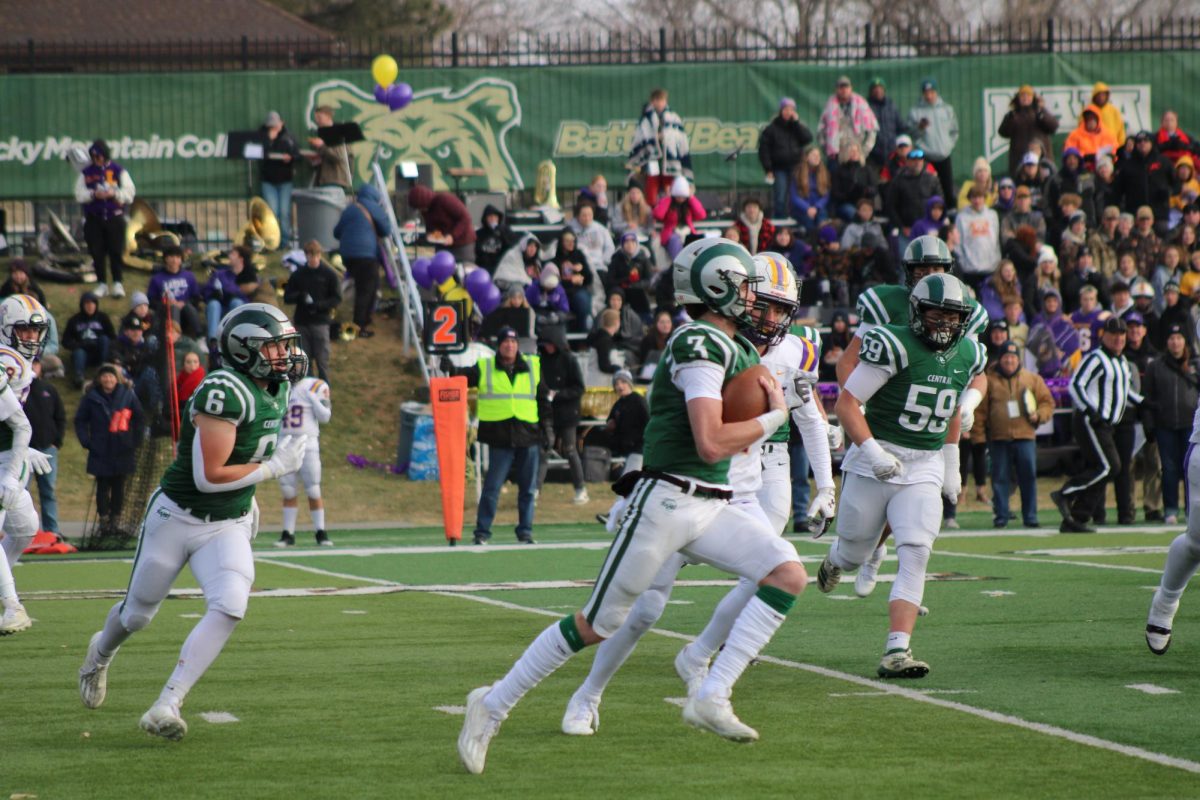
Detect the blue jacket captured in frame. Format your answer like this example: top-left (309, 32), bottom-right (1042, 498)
top-left (74, 382), bottom-right (144, 477)
top-left (333, 184), bottom-right (393, 260)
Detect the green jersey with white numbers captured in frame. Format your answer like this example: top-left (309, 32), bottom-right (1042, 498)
top-left (857, 324), bottom-right (987, 451)
top-left (160, 368), bottom-right (289, 520)
top-left (642, 320), bottom-right (759, 486)
top-left (856, 284), bottom-right (988, 338)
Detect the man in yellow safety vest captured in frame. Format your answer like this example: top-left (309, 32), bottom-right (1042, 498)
top-left (443, 326), bottom-right (546, 544)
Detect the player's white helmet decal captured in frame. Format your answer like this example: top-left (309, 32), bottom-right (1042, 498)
top-left (671, 238), bottom-right (760, 330)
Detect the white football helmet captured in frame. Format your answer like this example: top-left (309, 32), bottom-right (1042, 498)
top-left (672, 238), bottom-right (759, 330)
top-left (746, 252), bottom-right (800, 346)
top-left (0, 295), bottom-right (50, 361)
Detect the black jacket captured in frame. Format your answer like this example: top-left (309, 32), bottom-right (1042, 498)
top-left (63, 295), bottom-right (116, 351)
top-left (587, 327), bottom-right (622, 374)
top-left (885, 169), bottom-right (940, 229)
top-left (758, 115), bottom-right (813, 173)
top-left (453, 354), bottom-right (544, 448)
top-left (0, 279), bottom-right (45, 307)
top-left (537, 326), bottom-right (584, 429)
top-left (74, 382), bottom-right (145, 477)
top-left (606, 392), bottom-right (648, 456)
top-left (25, 377), bottom-right (64, 450)
top-left (830, 161), bottom-right (877, 209)
top-left (260, 125), bottom-right (300, 184)
top-left (1116, 146), bottom-right (1178, 222)
top-left (474, 205), bottom-right (518, 275)
top-left (283, 264), bottom-right (343, 325)
top-left (1143, 355), bottom-right (1200, 432)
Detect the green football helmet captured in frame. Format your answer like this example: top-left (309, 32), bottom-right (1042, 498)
top-left (218, 303), bottom-right (308, 383)
top-left (901, 235), bottom-right (954, 288)
top-left (908, 274), bottom-right (971, 351)
top-left (672, 238), bottom-right (760, 330)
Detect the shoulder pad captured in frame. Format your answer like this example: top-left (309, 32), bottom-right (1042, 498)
top-left (965, 299), bottom-right (989, 338)
top-left (668, 324), bottom-right (737, 371)
top-left (192, 373), bottom-right (253, 425)
top-left (855, 287), bottom-right (891, 327)
top-left (859, 326), bottom-right (908, 373)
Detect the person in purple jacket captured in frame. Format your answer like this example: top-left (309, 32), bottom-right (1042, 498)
top-left (147, 246), bottom-right (202, 340)
top-left (203, 245), bottom-right (258, 346)
top-left (73, 140), bottom-right (136, 300)
top-left (525, 264), bottom-right (570, 319)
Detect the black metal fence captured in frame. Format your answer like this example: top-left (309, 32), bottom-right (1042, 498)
top-left (6, 18), bottom-right (1200, 74)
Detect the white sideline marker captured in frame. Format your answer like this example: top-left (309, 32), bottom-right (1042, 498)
top-left (1126, 684), bottom-right (1180, 696)
top-left (342, 610), bottom-right (368, 615)
top-left (199, 712), bottom-right (240, 724)
top-left (829, 689), bottom-right (979, 698)
top-left (981, 590), bottom-right (1016, 598)
top-left (435, 705), bottom-right (467, 715)
top-left (179, 613), bottom-right (202, 619)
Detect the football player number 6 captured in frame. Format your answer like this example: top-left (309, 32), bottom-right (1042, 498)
top-left (898, 386), bottom-right (957, 433)
top-left (205, 390), bottom-right (225, 415)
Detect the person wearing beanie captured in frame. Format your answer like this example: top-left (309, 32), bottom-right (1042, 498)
top-left (0, 260), bottom-right (46, 307)
top-left (758, 96), bottom-right (814, 218)
top-left (533, 323), bottom-right (588, 504)
top-left (606, 232), bottom-right (652, 317)
top-left (1089, 81), bottom-right (1127, 148)
top-left (907, 77), bottom-right (959, 203)
top-left (1046, 148), bottom-right (1098, 243)
top-left (74, 138), bottom-right (136, 299)
top-left (1116, 133), bottom-right (1177, 227)
top-left (910, 195), bottom-right (946, 239)
top-left (955, 185), bottom-right (1002, 289)
top-left (651, 176), bottom-right (706, 258)
top-left (998, 84), bottom-right (1060, 179)
top-left (258, 111), bottom-right (299, 249)
top-left (63, 291), bottom-right (116, 389)
top-left (817, 75), bottom-right (878, 164)
top-left (480, 283), bottom-right (534, 341)
top-left (525, 263), bottom-right (570, 325)
top-left (956, 157), bottom-right (996, 211)
top-left (601, 367), bottom-right (648, 476)
top-left (73, 362), bottom-right (145, 532)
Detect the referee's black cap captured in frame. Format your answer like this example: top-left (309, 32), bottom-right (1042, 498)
top-left (1102, 317), bottom-right (1128, 334)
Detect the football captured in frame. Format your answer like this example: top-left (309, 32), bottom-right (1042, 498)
top-left (722, 364), bottom-right (774, 422)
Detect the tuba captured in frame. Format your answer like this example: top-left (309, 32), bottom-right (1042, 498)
top-left (235, 197), bottom-right (281, 253)
top-left (124, 199), bottom-right (179, 271)
top-left (534, 160), bottom-right (559, 208)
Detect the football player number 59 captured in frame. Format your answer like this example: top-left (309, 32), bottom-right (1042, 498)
top-left (898, 386), bottom-right (957, 433)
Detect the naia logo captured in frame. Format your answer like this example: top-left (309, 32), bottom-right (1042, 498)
top-left (438, 388), bottom-right (462, 403)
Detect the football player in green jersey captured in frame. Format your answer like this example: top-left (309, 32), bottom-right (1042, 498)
top-left (822, 274), bottom-right (987, 678)
top-left (78, 304), bottom-right (309, 741)
top-left (458, 239), bottom-right (807, 774)
top-left (836, 235), bottom-right (989, 597)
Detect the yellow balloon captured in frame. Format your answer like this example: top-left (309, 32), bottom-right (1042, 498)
top-left (371, 55), bottom-right (399, 88)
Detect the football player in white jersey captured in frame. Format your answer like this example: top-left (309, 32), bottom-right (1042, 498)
top-left (275, 376), bottom-right (332, 547)
top-left (559, 252), bottom-right (837, 735)
top-left (1146, 401), bottom-right (1200, 655)
top-left (0, 295), bottom-right (53, 635)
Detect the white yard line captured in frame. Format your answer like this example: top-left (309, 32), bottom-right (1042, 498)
top-left (430, 589), bottom-right (1200, 775)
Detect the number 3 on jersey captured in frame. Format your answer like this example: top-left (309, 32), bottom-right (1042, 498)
top-left (898, 385), bottom-right (958, 434)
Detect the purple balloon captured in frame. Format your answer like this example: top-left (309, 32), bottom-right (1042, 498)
top-left (476, 283), bottom-right (502, 315)
top-left (386, 82), bottom-right (413, 111)
top-left (464, 267), bottom-right (493, 300)
top-left (411, 257), bottom-right (432, 289)
top-left (374, 84), bottom-right (388, 104)
top-left (429, 250), bottom-right (457, 284)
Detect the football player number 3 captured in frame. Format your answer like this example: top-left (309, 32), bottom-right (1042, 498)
top-left (432, 306), bottom-right (458, 346)
top-left (898, 385), bottom-right (957, 433)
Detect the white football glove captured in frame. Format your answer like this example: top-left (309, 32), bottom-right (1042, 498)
top-left (26, 449), bottom-right (53, 476)
top-left (806, 486), bottom-right (837, 537)
top-left (941, 443), bottom-right (962, 504)
top-left (860, 438), bottom-right (903, 482)
top-left (826, 423), bottom-right (844, 451)
top-left (958, 387), bottom-right (984, 434)
top-left (261, 435), bottom-right (307, 480)
top-left (0, 474), bottom-right (22, 510)
top-left (784, 370), bottom-right (817, 410)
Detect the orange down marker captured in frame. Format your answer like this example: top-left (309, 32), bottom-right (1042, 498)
top-left (429, 376), bottom-right (468, 544)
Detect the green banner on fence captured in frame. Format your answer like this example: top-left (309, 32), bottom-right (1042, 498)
top-left (2, 51), bottom-right (1198, 200)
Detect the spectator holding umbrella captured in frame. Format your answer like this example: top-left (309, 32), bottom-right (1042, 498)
top-left (74, 364), bottom-right (144, 533)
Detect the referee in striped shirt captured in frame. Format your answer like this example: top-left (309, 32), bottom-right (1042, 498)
top-left (1051, 316), bottom-right (1143, 532)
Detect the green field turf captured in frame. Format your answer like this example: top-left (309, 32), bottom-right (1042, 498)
top-left (5, 523), bottom-right (1200, 799)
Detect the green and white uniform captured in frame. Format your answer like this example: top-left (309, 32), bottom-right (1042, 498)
top-left (834, 324), bottom-right (986, 581)
top-left (121, 369), bottom-right (289, 629)
top-left (582, 320), bottom-right (800, 638)
top-left (856, 284), bottom-right (988, 340)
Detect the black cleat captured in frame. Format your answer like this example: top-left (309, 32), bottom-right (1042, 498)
top-left (1059, 518), bottom-right (1096, 533)
top-left (275, 531), bottom-right (295, 548)
top-left (315, 530), bottom-right (333, 547)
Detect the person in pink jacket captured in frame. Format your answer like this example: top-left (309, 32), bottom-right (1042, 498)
top-left (652, 176), bottom-right (706, 259)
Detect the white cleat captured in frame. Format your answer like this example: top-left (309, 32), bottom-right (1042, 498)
top-left (683, 694), bottom-right (759, 742)
top-left (1146, 625), bottom-right (1173, 655)
top-left (561, 692), bottom-right (600, 736)
top-left (458, 685), bottom-right (503, 774)
top-left (79, 632), bottom-right (111, 708)
top-left (877, 649), bottom-right (930, 679)
top-left (0, 604), bottom-right (31, 635)
top-left (855, 544), bottom-right (887, 598)
top-left (674, 643), bottom-right (709, 698)
top-left (140, 700), bottom-right (188, 741)
top-left (1146, 591), bottom-right (1179, 655)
